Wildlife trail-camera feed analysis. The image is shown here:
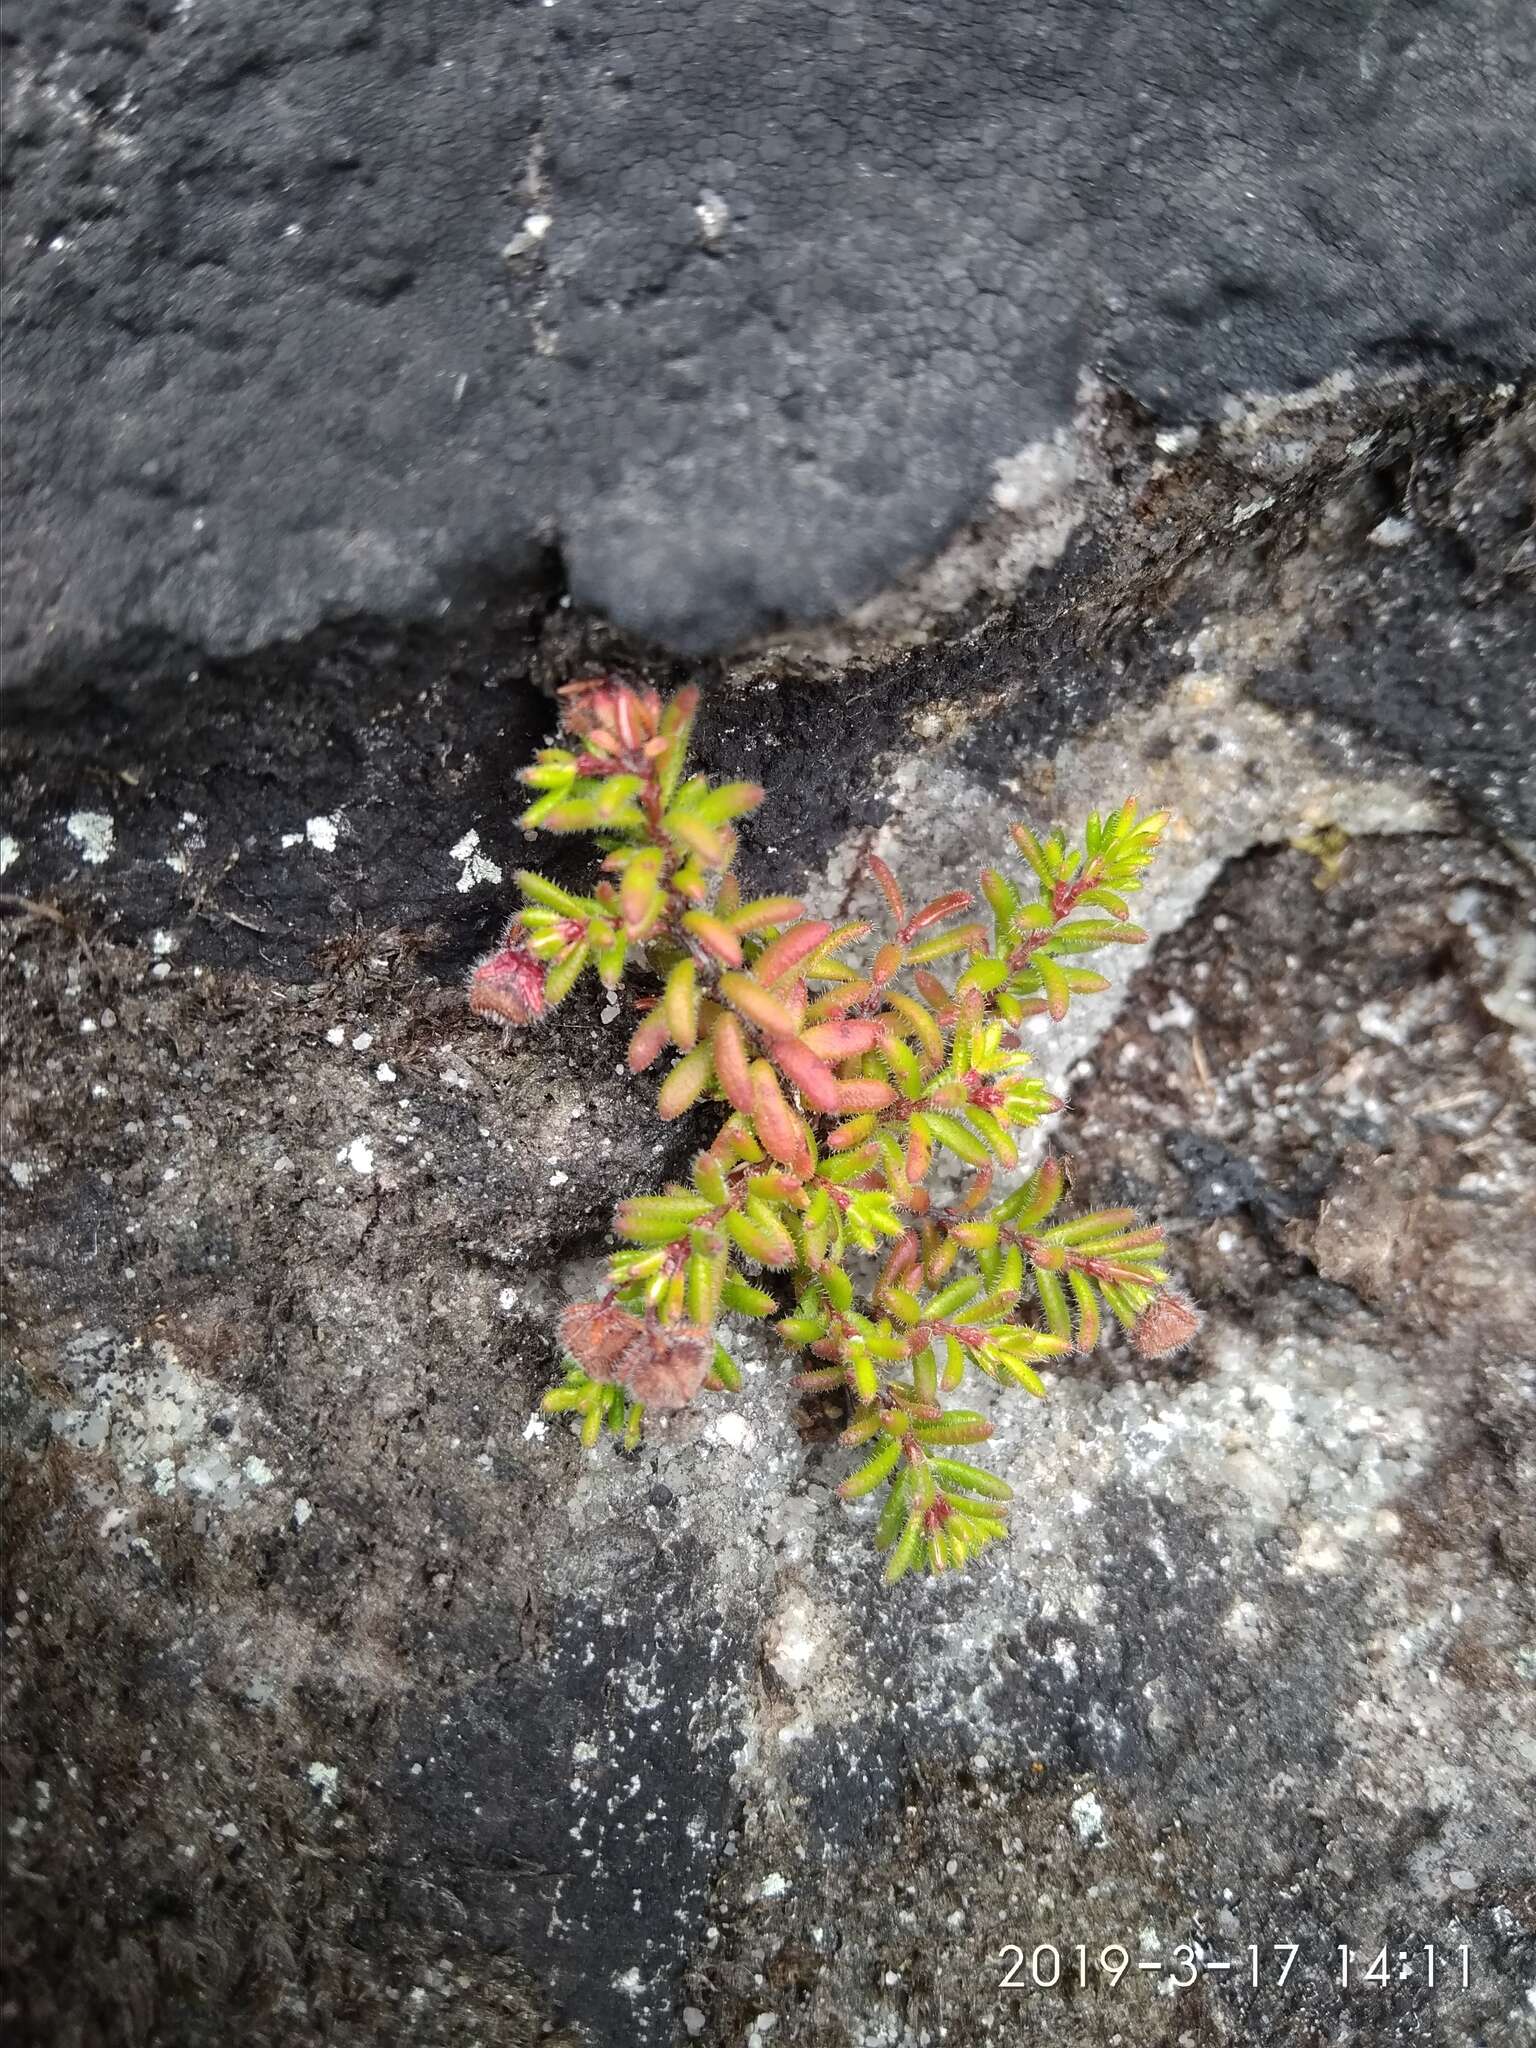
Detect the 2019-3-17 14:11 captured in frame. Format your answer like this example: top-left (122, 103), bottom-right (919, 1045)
top-left (996, 1941), bottom-right (1474, 1991)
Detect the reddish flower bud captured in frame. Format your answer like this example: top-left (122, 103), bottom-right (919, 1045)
top-left (560, 1298), bottom-right (640, 1377)
top-left (1131, 1290), bottom-right (1203, 1358)
top-left (608, 1320), bottom-right (713, 1411)
top-left (560, 1298), bottom-right (712, 1411)
top-left (468, 927), bottom-right (547, 1026)
top-left (558, 675), bottom-right (663, 751)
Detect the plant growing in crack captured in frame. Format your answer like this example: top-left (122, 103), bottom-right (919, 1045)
top-left (471, 675), bottom-right (1201, 1581)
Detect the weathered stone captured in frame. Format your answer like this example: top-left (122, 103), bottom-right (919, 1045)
top-left (5, 2), bottom-right (1534, 680)
top-left (3, 378), bottom-right (1533, 2048)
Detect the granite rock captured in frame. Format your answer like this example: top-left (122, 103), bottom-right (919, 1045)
top-left (3, 377), bottom-right (1534, 2048)
top-left (4, 0), bottom-right (1534, 678)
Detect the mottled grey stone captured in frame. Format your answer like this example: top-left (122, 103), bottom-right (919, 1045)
top-left (3, 373), bottom-right (1533, 2048)
top-left (4, 0), bottom-right (1534, 679)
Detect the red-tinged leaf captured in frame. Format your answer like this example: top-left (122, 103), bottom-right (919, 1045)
top-left (880, 990), bottom-right (944, 1063)
top-left (659, 682), bottom-right (700, 734)
top-left (911, 1415), bottom-right (993, 1445)
top-left (827, 1113), bottom-right (876, 1152)
top-left (902, 890), bottom-right (975, 938)
top-left (768, 1035), bottom-right (842, 1112)
top-left (663, 958), bottom-right (699, 1049)
top-left (704, 1112), bottom-right (763, 1172)
top-left (725, 1201), bottom-right (796, 1268)
top-left (752, 920), bottom-right (833, 987)
top-left (793, 1365), bottom-right (848, 1391)
top-left (877, 1232), bottom-right (920, 1297)
top-left (719, 972), bottom-right (801, 1038)
top-left (730, 894), bottom-right (806, 933)
top-left (912, 969), bottom-right (951, 1011)
top-left (835, 1077), bottom-right (898, 1113)
top-left (657, 1045), bottom-right (713, 1119)
top-left (1035, 952), bottom-right (1070, 1022)
top-left (872, 942), bottom-right (904, 984)
top-left (682, 910), bottom-right (744, 967)
top-left (711, 1014), bottom-right (756, 1115)
top-left (670, 814), bottom-right (731, 866)
top-left (619, 848), bottom-right (664, 934)
top-left (905, 922), bottom-right (987, 964)
top-left (1069, 1270), bottom-right (1101, 1353)
top-left (905, 1122), bottom-right (932, 1184)
top-left (867, 853), bottom-right (906, 924)
top-left (801, 1019), bottom-right (885, 1060)
top-left (628, 1010), bottom-right (672, 1072)
top-left (750, 1059), bottom-right (802, 1166)
top-left (807, 980), bottom-right (874, 1021)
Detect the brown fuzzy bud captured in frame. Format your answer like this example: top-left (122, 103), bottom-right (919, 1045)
top-left (559, 1299), bottom-right (640, 1377)
top-left (1131, 1290), bottom-right (1203, 1359)
top-left (468, 929), bottom-right (547, 1026)
top-left (560, 1299), bottom-right (712, 1412)
top-left (608, 1321), bottom-right (713, 1411)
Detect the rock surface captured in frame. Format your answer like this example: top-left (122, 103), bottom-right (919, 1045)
top-left (5, 0), bottom-right (1535, 679)
top-left (3, 380), bottom-right (1535, 2047)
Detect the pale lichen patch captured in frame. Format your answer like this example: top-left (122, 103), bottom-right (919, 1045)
top-left (65, 810), bottom-right (115, 864)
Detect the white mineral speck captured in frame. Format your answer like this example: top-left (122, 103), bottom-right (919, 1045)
top-left (765, 1591), bottom-right (824, 1693)
top-left (305, 1762), bottom-right (339, 1804)
top-left (682, 2009), bottom-right (706, 2038)
top-left (280, 832), bottom-right (304, 849)
top-left (503, 210), bottom-right (552, 258)
top-left (375, 1063), bottom-right (396, 1083)
top-left (1070, 1791), bottom-right (1107, 1844)
top-left (9, 1161), bottom-right (36, 1190)
top-left (714, 1413), bottom-right (753, 1451)
top-left (66, 811), bottom-right (115, 864)
top-left (339, 1137), bottom-right (374, 1175)
top-left (305, 815), bottom-right (339, 853)
top-left (352, 1032), bottom-right (373, 1051)
top-left (151, 929), bottom-right (177, 955)
top-left (522, 1414), bottom-right (548, 1441)
top-left (0, 835), bottom-right (20, 874)
top-left (242, 1456), bottom-right (274, 1487)
top-left (695, 189), bottom-right (730, 243)
top-left (760, 1872), bottom-right (789, 1899)
top-left (1369, 516), bottom-right (1415, 548)
top-left (293, 1498), bottom-right (313, 1529)
top-left (326, 1025), bottom-right (346, 1046)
